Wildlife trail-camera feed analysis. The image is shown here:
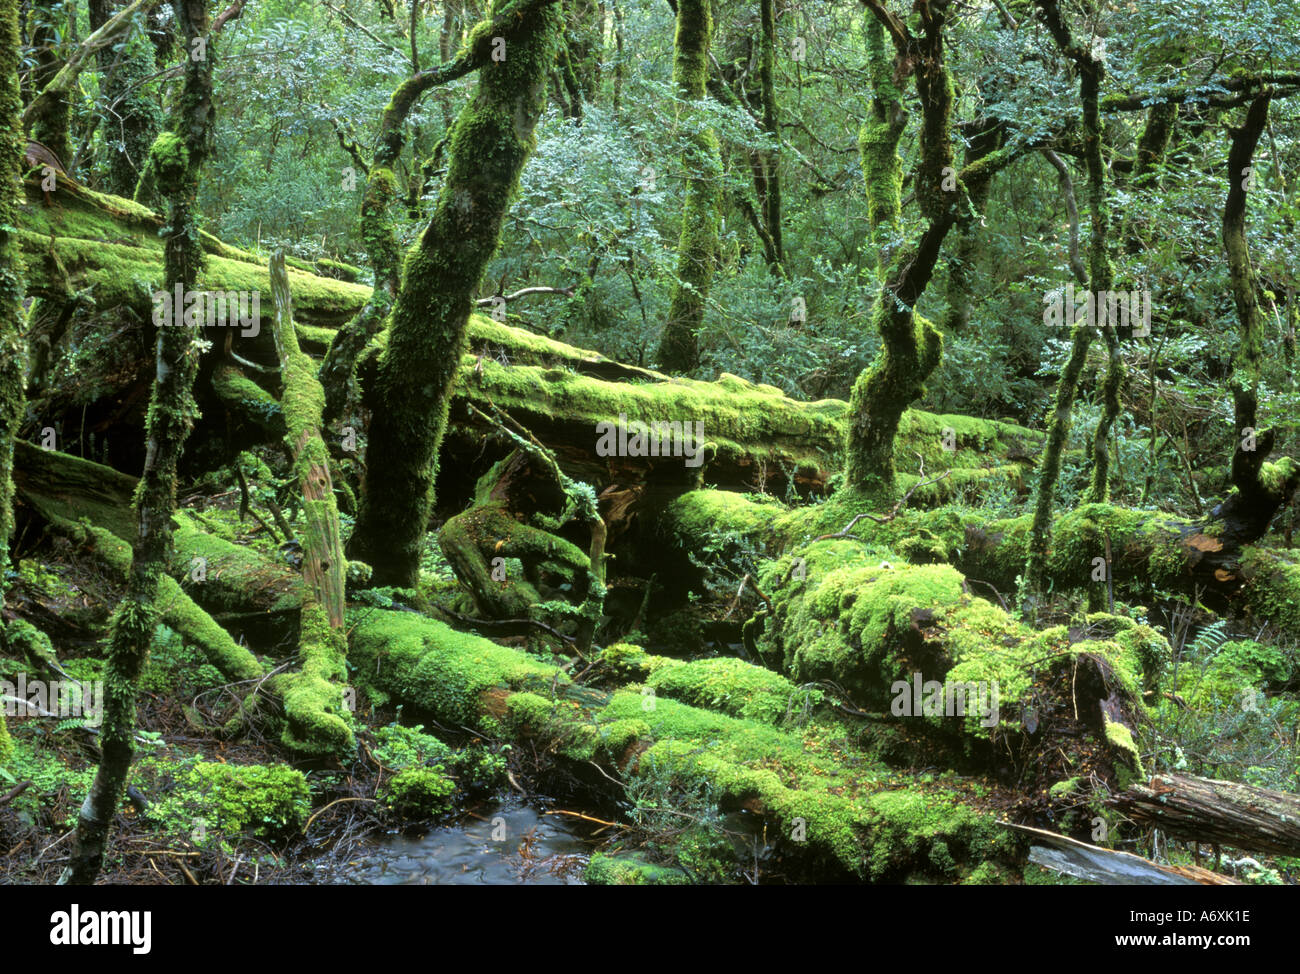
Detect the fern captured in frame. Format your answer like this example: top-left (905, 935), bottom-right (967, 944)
top-left (1186, 620), bottom-right (1230, 659)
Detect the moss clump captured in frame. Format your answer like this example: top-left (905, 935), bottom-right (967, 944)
top-left (383, 767), bottom-right (457, 818)
top-left (600, 642), bottom-right (651, 679)
top-left (150, 762), bottom-right (310, 844)
top-left (372, 722), bottom-right (453, 770)
top-left (347, 608), bottom-right (557, 724)
top-left (645, 655), bottom-right (820, 725)
top-left (585, 852), bottom-right (690, 885)
top-left (863, 789), bottom-right (1018, 883)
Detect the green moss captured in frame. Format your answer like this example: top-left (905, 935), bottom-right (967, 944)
top-left (148, 762), bottom-right (311, 844)
top-left (372, 722), bottom-right (454, 770)
top-left (600, 642), bottom-right (651, 679)
top-left (211, 363), bottom-right (285, 435)
top-left (585, 851), bottom-right (691, 885)
top-left (863, 789), bottom-right (1017, 882)
top-left (645, 655), bottom-right (820, 725)
top-left (347, 608), bottom-right (557, 724)
top-left (383, 767), bottom-right (457, 817)
top-left (0, 711), bottom-right (11, 766)
top-left (1049, 776), bottom-right (1082, 799)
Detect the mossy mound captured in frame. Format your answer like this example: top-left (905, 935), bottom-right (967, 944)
top-left (147, 762), bottom-right (311, 845)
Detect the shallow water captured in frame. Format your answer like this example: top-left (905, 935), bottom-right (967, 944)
top-left (311, 799), bottom-right (598, 885)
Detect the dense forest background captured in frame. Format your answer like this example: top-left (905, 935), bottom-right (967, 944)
top-left (1, 0), bottom-right (1298, 887)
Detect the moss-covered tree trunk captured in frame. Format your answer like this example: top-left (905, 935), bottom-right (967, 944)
top-left (654, 0), bottom-right (722, 375)
top-left (1223, 93), bottom-right (1279, 516)
top-left (756, 0), bottom-right (782, 272)
top-left (842, 4), bottom-right (957, 498)
top-left (64, 0), bottom-right (213, 886)
top-left (348, 0), bottom-right (563, 588)
top-left (1024, 0), bottom-right (1116, 607)
top-left (941, 122), bottom-right (1002, 334)
top-left (27, 0), bottom-right (70, 163)
top-left (0, 0), bottom-right (25, 767)
top-left (317, 3), bottom-right (540, 423)
top-left (268, 251), bottom-right (353, 755)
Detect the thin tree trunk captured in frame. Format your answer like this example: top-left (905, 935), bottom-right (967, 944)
top-left (655, 0), bottom-right (722, 374)
top-left (63, 0), bottom-right (213, 886)
top-left (1024, 0), bottom-right (1116, 607)
top-left (843, 3), bottom-right (959, 498)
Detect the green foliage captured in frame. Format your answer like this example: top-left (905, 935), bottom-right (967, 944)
top-left (147, 762), bottom-right (311, 845)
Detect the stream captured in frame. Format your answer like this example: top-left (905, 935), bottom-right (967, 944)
top-left (309, 798), bottom-right (602, 885)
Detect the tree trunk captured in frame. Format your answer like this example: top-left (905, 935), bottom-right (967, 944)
top-left (1224, 94), bottom-right (1277, 510)
top-left (94, 2), bottom-right (163, 198)
top-left (1024, 0), bottom-right (1116, 608)
top-left (654, 0), bottom-right (721, 374)
top-left (843, 7), bottom-right (956, 498)
top-left (65, 0), bottom-right (213, 886)
top-left (0, 0), bottom-right (25, 768)
top-left (267, 251), bottom-right (353, 755)
top-left (348, 0), bottom-right (563, 588)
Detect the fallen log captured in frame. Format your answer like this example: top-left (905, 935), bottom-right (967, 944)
top-left (17, 176), bottom-right (1043, 505)
top-left (1110, 773), bottom-right (1300, 857)
top-left (346, 608), bottom-right (1029, 883)
top-left (744, 538), bottom-right (1160, 793)
top-left (663, 490), bottom-right (1300, 635)
top-left (1004, 823), bottom-right (1240, 885)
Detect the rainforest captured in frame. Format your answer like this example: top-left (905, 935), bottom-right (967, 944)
top-left (0, 0), bottom-right (1299, 895)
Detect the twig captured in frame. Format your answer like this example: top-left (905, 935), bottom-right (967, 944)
top-left (0, 781), bottom-right (32, 807)
top-left (303, 797), bottom-right (377, 832)
top-left (542, 809), bottom-right (625, 829)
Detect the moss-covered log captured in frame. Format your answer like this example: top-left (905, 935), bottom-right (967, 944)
top-left (348, 0), bottom-right (563, 588)
top-left (664, 488), bottom-right (1300, 634)
top-left (266, 251), bottom-right (353, 756)
top-left (744, 538), bottom-right (1155, 790)
top-left (12, 440), bottom-right (289, 665)
top-left (15, 172), bottom-right (1045, 507)
top-left (347, 608), bottom-right (1027, 882)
